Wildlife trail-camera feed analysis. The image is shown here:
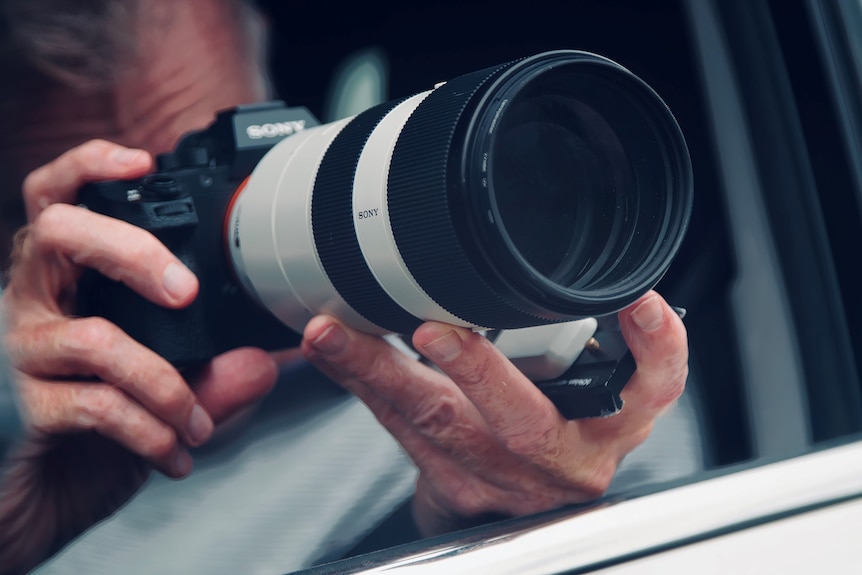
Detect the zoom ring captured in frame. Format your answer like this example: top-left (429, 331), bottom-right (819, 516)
top-left (312, 99), bottom-right (424, 334)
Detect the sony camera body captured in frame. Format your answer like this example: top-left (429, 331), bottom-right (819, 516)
top-left (77, 102), bottom-right (318, 365)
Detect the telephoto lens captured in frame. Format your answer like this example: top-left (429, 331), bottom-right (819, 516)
top-left (227, 49), bottom-right (693, 336)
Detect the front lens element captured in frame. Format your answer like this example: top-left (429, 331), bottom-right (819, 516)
top-left (492, 91), bottom-right (634, 289)
top-left (389, 52), bottom-right (692, 326)
top-left (487, 63), bottom-right (677, 304)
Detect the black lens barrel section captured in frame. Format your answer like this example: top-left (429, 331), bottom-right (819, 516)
top-left (391, 50), bottom-right (692, 328)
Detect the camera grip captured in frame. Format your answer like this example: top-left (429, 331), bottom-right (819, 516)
top-left (74, 173), bottom-right (302, 368)
top-left (75, 235), bottom-right (218, 368)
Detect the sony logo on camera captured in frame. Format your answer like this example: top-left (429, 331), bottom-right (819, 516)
top-left (246, 120), bottom-right (308, 139)
top-left (229, 102), bottom-right (320, 176)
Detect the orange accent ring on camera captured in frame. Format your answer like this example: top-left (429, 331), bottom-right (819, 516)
top-left (223, 175), bottom-right (251, 274)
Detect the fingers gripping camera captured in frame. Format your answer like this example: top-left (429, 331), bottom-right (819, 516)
top-left (76, 50), bottom-right (693, 419)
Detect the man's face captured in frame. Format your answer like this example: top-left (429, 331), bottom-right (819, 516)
top-left (0, 0), bottom-right (270, 264)
top-left (112, 0), bottom-right (272, 155)
top-left (2, 0), bottom-right (270, 198)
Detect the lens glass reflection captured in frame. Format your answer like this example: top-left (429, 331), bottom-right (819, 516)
top-left (491, 69), bottom-right (664, 292)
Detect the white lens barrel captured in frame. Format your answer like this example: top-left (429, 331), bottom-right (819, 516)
top-left (228, 118), bottom-right (384, 335)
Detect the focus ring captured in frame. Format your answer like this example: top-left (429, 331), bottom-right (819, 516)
top-left (388, 62), bottom-right (547, 328)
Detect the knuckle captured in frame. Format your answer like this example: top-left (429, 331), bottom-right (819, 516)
top-left (665, 319), bottom-right (690, 364)
top-left (142, 427), bottom-right (178, 462)
top-left (29, 204), bottom-right (69, 245)
top-left (63, 317), bottom-right (123, 357)
top-left (500, 410), bottom-right (563, 459)
top-left (569, 459), bottom-right (616, 500)
top-left (409, 392), bottom-right (460, 438)
top-left (28, 204), bottom-right (91, 255)
top-left (75, 385), bottom-right (123, 428)
top-left (671, 361), bottom-right (690, 395)
top-left (149, 380), bottom-right (192, 416)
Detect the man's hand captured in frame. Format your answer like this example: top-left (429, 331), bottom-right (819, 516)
top-left (0, 140), bottom-right (278, 574)
top-left (301, 291), bottom-right (687, 536)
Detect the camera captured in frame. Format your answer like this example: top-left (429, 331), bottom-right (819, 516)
top-left (76, 50), bottom-right (692, 418)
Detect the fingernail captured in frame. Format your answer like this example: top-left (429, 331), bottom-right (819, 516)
top-left (631, 296), bottom-right (664, 332)
top-left (111, 148), bottom-right (146, 166)
top-left (187, 404), bottom-right (213, 445)
top-left (173, 449), bottom-right (193, 477)
top-left (311, 322), bottom-right (347, 355)
top-left (163, 262), bottom-right (196, 301)
top-left (421, 330), bottom-right (463, 363)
